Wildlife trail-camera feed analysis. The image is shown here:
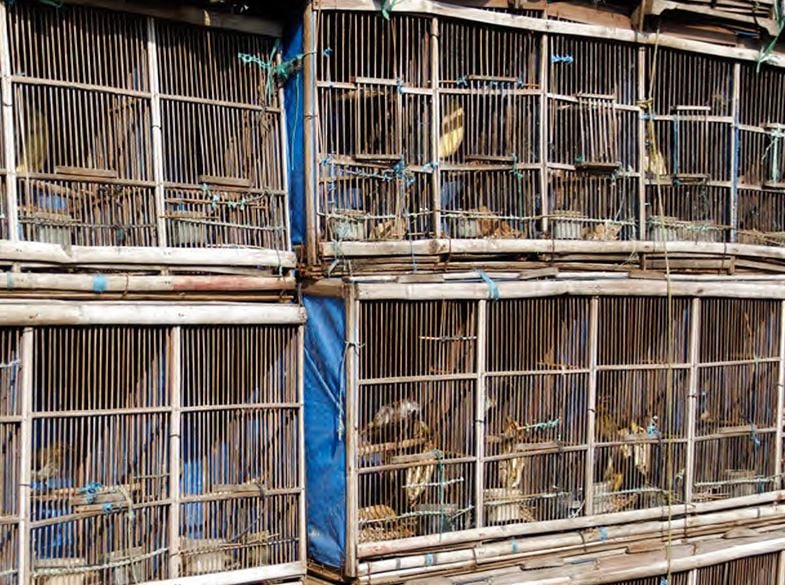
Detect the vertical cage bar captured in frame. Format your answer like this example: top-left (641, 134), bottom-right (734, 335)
top-left (585, 297), bottom-right (599, 515)
top-left (730, 62), bottom-right (740, 242)
top-left (637, 46), bottom-right (646, 240)
top-left (147, 17), bottom-right (168, 247)
top-left (345, 290), bottom-right (359, 577)
top-left (539, 34), bottom-right (549, 236)
top-left (168, 325), bottom-right (181, 577)
top-left (17, 327), bottom-right (32, 584)
top-left (778, 550), bottom-right (785, 585)
top-left (303, 2), bottom-right (318, 266)
top-left (685, 297), bottom-right (700, 503)
top-left (430, 17), bottom-right (441, 239)
top-left (0, 1), bottom-right (17, 241)
top-left (776, 300), bottom-right (785, 490)
top-left (475, 299), bottom-right (487, 528)
top-left (297, 324), bottom-right (306, 562)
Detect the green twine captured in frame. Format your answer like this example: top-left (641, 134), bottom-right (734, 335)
top-left (380, 0), bottom-right (401, 20)
top-left (757, 2), bottom-right (785, 72)
top-left (238, 40), bottom-right (303, 103)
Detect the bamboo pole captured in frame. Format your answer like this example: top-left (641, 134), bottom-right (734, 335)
top-left (355, 279), bottom-right (785, 302)
top-left (685, 298), bottom-right (700, 503)
top-left (357, 489), bottom-right (785, 558)
top-left (0, 241), bottom-right (296, 268)
top-left (319, 238), bottom-right (785, 262)
top-left (539, 34), bottom-right (549, 237)
top-left (17, 328), bottom-right (32, 584)
top-left (430, 17), bottom-right (441, 239)
top-left (147, 17), bottom-right (168, 248)
top-left (297, 325), bottom-right (307, 563)
top-left (475, 299), bottom-right (487, 528)
top-left (777, 300), bottom-right (785, 490)
top-left (585, 297), bottom-right (598, 514)
top-left (730, 61), bottom-right (740, 242)
top-left (345, 287), bottom-right (360, 577)
top-left (0, 0), bottom-right (17, 243)
top-left (144, 560), bottom-right (306, 585)
top-left (303, 1), bottom-right (319, 267)
top-left (0, 273), bottom-right (295, 292)
top-left (637, 46), bottom-right (646, 241)
top-left (357, 504), bottom-right (785, 578)
top-left (278, 52), bottom-right (293, 253)
top-left (168, 326), bottom-right (182, 578)
top-left (0, 302), bottom-right (306, 326)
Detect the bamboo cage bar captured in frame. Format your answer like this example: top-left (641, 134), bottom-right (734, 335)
top-left (0, 302), bottom-right (306, 585)
top-left (304, 276), bottom-right (785, 581)
top-left (305, 0), bottom-right (785, 274)
top-left (0, 0), bottom-right (293, 275)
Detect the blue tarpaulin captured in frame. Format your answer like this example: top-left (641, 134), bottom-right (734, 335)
top-left (283, 21), bottom-right (306, 246)
top-left (303, 295), bottom-right (347, 569)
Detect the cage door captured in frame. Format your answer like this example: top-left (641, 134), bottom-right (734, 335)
top-left (575, 94), bottom-right (620, 171)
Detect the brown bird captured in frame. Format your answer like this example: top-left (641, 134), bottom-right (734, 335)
top-left (32, 443), bottom-right (68, 483)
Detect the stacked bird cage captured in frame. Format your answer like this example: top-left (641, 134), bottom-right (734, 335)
top-left (303, 274), bottom-right (785, 583)
top-left (0, 0), bottom-right (294, 276)
top-left (301, 0), bottom-right (785, 276)
top-left (0, 301), bottom-right (305, 585)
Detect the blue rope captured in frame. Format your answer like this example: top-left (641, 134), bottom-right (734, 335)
top-left (551, 54), bottom-right (574, 64)
top-left (477, 270), bottom-right (500, 301)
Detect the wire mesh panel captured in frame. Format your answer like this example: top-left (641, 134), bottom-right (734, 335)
top-left (693, 299), bottom-right (781, 502)
top-left (0, 329), bottom-right (21, 585)
top-left (30, 326), bottom-right (171, 584)
top-left (179, 326), bottom-right (300, 576)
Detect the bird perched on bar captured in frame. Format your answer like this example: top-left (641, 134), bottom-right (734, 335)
top-left (32, 443), bottom-right (68, 484)
top-left (366, 399), bottom-right (422, 430)
top-left (17, 107), bottom-right (49, 175)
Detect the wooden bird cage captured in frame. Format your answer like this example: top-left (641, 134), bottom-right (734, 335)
top-left (0, 301), bottom-right (305, 585)
top-left (0, 0), bottom-right (294, 276)
top-left (302, 2), bottom-right (785, 272)
top-left (303, 275), bottom-right (785, 582)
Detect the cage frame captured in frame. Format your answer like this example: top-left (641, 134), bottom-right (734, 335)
top-left (0, 299), bottom-right (307, 585)
top-left (301, 0), bottom-right (785, 272)
top-left (0, 0), bottom-right (295, 275)
top-left (304, 275), bottom-right (785, 582)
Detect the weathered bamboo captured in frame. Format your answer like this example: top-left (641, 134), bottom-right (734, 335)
top-left (0, 1), bottom-right (16, 242)
top-left (0, 272), bottom-right (295, 292)
top-left (17, 327), bottom-right (31, 585)
top-left (168, 326), bottom-right (181, 578)
top-left (303, 1), bottom-right (318, 266)
top-left (358, 505), bottom-right (785, 577)
top-left (140, 561), bottom-right (305, 585)
top-left (147, 16), bottom-right (167, 247)
top-left (0, 302), bottom-right (305, 325)
top-left (345, 288), bottom-right (360, 577)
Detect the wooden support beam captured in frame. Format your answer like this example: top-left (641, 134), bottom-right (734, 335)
top-left (585, 297), bottom-right (599, 515)
top-left (344, 288), bottom-right (360, 578)
top-left (475, 299), bottom-right (487, 527)
top-left (63, 0), bottom-right (282, 37)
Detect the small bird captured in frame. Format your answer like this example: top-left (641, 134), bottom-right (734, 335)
top-left (32, 443), bottom-right (67, 483)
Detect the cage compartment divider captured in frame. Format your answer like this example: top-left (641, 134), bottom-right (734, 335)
top-left (584, 297), bottom-right (599, 515)
top-left (17, 327), bottom-right (31, 584)
top-left (168, 326), bottom-right (182, 578)
top-left (0, 1), bottom-right (15, 244)
top-left (345, 286), bottom-right (360, 578)
top-left (474, 299), bottom-right (487, 527)
top-left (146, 16), bottom-right (168, 248)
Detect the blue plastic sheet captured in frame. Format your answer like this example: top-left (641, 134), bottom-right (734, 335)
top-left (303, 295), bottom-right (347, 569)
top-left (283, 22), bottom-right (305, 246)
